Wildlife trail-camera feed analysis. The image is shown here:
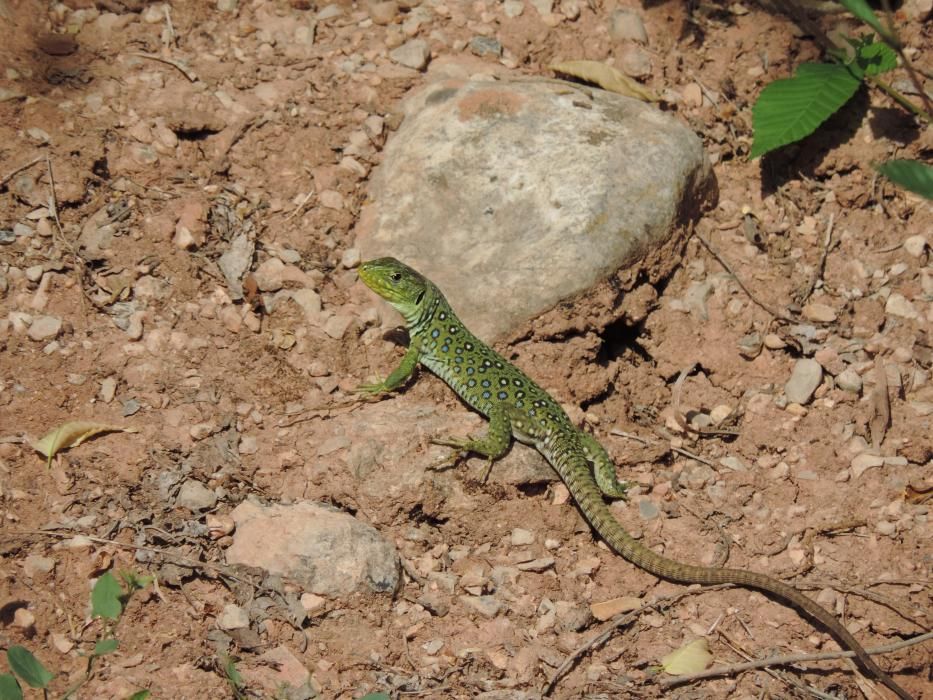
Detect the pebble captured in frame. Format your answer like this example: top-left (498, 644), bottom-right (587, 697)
top-left (23, 555), bottom-right (55, 577)
top-left (27, 315), bottom-right (62, 341)
top-left (835, 367), bottom-right (862, 393)
top-left (341, 247), bottom-right (361, 268)
top-left (459, 594), bottom-right (501, 618)
top-left (785, 358), bottom-right (822, 404)
top-left (319, 189), bottom-right (344, 210)
top-left (682, 82), bottom-right (703, 107)
top-left (317, 4), bottom-right (343, 20)
top-left (13, 608), bottom-right (35, 632)
top-left (218, 603), bottom-right (250, 630)
top-left (369, 1), bottom-right (398, 24)
top-left (323, 314), bottom-right (354, 339)
top-left (609, 9), bottom-right (648, 43)
top-left (289, 289), bottom-right (323, 321)
top-left (802, 302), bottom-right (836, 323)
top-left (417, 591), bottom-right (450, 617)
top-left (470, 36), bottom-right (502, 57)
top-left (885, 292), bottom-right (917, 319)
top-left (238, 435), bottom-right (258, 455)
top-left (176, 480), bottom-right (217, 511)
top-left (875, 520), bottom-right (896, 537)
top-left (503, 0), bottom-right (524, 17)
top-left (51, 632), bottom-right (74, 654)
top-left (763, 333), bottom-right (786, 349)
top-left (510, 528), bottom-right (535, 546)
top-left (25, 265), bottom-right (44, 282)
top-left (13, 222), bottom-right (33, 238)
top-left (300, 593), bottom-right (326, 615)
top-left (99, 376), bottom-right (117, 403)
top-left (206, 513), bottom-right (235, 539)
top-left (389, 39), bottom-right (431, 70)
top-left (709, 404), bottom-right (733, 424)
top-left (637, 499), bottom-right (659, 520)
top-left (719, 456), bottom-right (747, 471)
top-left (903, 234), bottom-right (927, 257)
top-left (173, 225), bottom-right (196, 250)
top-left (422, 638), bottom-right (444, 654)
top-left (254, 258), bottom-right (287, 292)
top-left (619, 46), bottom-right (652, 78)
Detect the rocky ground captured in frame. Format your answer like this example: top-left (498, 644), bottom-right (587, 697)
top-left (0, 0), bottom-right (931, 698)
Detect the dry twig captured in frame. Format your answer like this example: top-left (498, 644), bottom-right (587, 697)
top-left (129, 52), bottom-right (197, 82)
top-left (660, 631), bottom-right (932, 690)
top-left (694, 232), bottom-right (797, 323)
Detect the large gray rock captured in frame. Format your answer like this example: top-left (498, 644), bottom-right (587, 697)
top-left (357, 77), bottom-right (715, 340)
top-left (226, 499), bottom-right (400, 595)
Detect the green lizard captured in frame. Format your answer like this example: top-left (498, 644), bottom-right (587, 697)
top-left (357, 257), bottom-right (912, 700)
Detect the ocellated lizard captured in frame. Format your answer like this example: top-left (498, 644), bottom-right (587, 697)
top-left (357, 256), bottom-right (912, 700)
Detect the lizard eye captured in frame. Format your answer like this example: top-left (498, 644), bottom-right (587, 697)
top-left (390, 272), bottom-right (402, 282)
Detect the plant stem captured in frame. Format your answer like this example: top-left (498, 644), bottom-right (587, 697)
top-left (865, 74), bottom-right (933, 123)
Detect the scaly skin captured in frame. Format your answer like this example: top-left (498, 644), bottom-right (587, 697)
top-left (357, 257), bottom-right (912, 700)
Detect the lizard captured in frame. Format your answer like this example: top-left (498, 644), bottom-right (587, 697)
top-left (356, 256), bottom-right (913, 700)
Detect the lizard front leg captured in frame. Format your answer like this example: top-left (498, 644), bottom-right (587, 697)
top-left (356, 344), bottom-right (421, 395)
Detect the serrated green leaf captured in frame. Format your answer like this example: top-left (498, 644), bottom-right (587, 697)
top-left (6, 647), bottom-right (54, 689)
top-left (856, 36), bottom-right (897, 76)
top-left (660, 638), bottom-right (713, 675)
top-left (93, 638), bottom-right (119, 657)
top-left (0, 674), bottom-right (23, 700)
top-left (91, 571), bottom-right (123, 620)
top-left (751, 62), bottom-right (860, 158)
top-left (876, 159), bottom-right (933, 200)
top-left (837, 0), bottom-right (889, 40)
top-left (126, 691), bottom-right (151, 700)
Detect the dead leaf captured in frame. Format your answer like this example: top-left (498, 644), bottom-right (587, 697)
top-left (550, 60), bottom-right (659, 102)
top-left (905, 481), bottom-right (933, 505)
top-left (31, 421), bottom-right (138, 467)
top-left (660, 638), bottom-right (713, 675)
top-left (869, 362), bottom-right (890, 449)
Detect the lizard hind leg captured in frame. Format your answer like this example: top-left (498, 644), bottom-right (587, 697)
top-left (429, 406), bottom-right (512, 481)
top-left (579, 432), bottom-right (632, 499)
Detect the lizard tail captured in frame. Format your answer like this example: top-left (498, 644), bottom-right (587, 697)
top-left (559, 458), bottom-right (914, 700)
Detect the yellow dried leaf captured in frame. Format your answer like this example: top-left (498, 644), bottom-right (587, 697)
top-left (550, 60), bottom-right (658, 102)
top-left (31, 421), bottom-right (138, 467)
top-left (660, 638), bottom-right (712, 675)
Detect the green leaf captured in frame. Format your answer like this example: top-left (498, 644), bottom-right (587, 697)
top-left (751, 62), bottom-right (861, 159)
top-left (119, 571), bottom-right (154, 593)
top-left (91, 571), bottom-right (123, 620)
top-left (0, 674), bottom-right (23, 700)
top-left (126, 692), bottom-right (151, 700)
top-left (93, 638), bottom-right (119, 657)
top-left (359, 694), bottom-right (391, 700)
top-left (6, 647), bottom-right (54, 689)
top-left (837, 0), bottom-right (889, 40)
top-left (855, 36), bottom-right (897, 76)
top-left (876, 159), bottom-right (933, 200)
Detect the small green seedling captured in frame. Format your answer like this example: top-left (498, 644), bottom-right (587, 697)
top-left (751, 0), bottom-right (931, 199)
top-left (0, 571), bottom-right (153, 700)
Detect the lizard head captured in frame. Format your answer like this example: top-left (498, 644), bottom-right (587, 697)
top-left (358, 257), bottom-right (431, 318)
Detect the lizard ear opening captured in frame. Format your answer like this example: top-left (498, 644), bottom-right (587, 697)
top-left (415, 290), bottom-right (425, 305)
